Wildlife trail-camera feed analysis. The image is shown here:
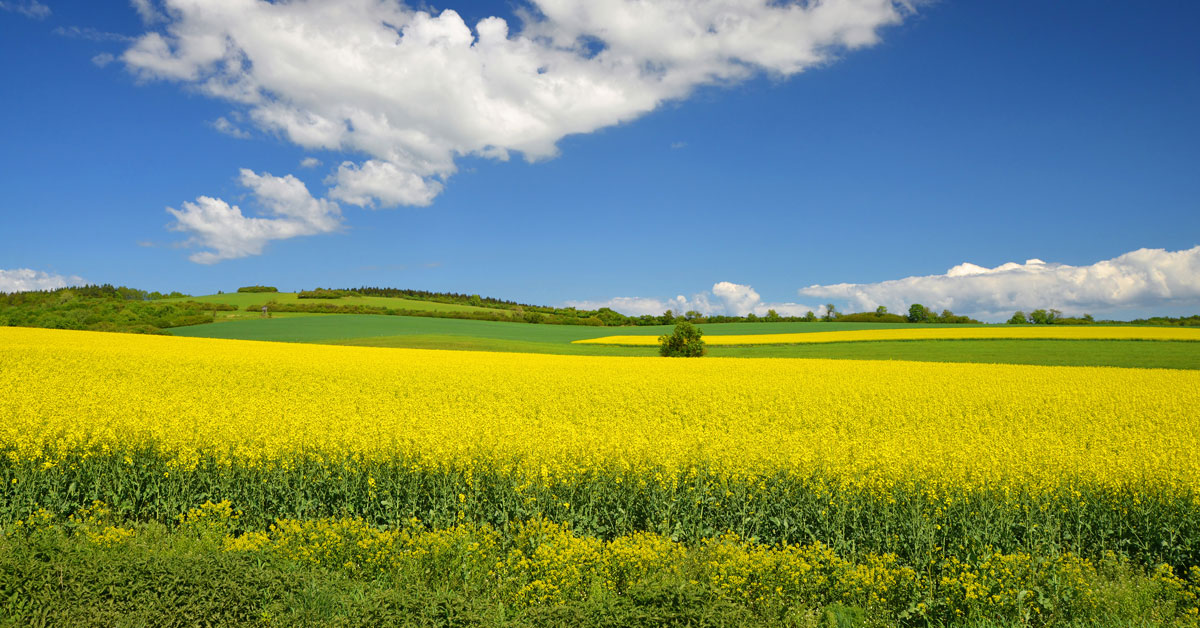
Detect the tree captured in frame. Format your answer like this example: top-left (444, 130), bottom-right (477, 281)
top-left (1029, 309), bottom-right (1049, 324)
top-left (1007, 311), bottom-right (1029, 325)
top-left (684, 310), bottom-right (704, 322)
top-left (804, 311), bottom-right (818, 322)
top-left (822, 303), bottom-right (838, 322)
top-left (661, 309), bottom-right (676, 325)
top-left (875, 305), bottom-right (888, 316)
top-left (907, 303), bottom-right (930, 323)
top-left (765, 309), bottom-right (781, 321)
top-left (658, 321), bottom-right (706, 357)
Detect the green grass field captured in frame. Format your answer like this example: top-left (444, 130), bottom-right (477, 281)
top-left (167, 314), bottom-right (1200, 369)
top-left (166, 292), bottom-right (505, 315)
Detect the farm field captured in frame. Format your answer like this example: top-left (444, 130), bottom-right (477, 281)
top-left (168, 314), bottom-right (1200, 369)
top-left (2, 326), bottom-right (1199, 625)
top-left (578, 325), bottom-right (1200, 345)
top-left (165, 291), bottom-right (508, 316)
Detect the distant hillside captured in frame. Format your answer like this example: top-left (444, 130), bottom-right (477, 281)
top-left (5, 284), bottom-right (1197, 335)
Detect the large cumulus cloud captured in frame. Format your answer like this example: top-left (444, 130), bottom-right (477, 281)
top-left (119, 0), bottom-right (912, 261)
top-left (799, 246), bottom-right (1200, 320)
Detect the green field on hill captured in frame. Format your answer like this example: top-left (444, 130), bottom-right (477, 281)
top-left (166, 292), bottom-right (506, 315)
top-left (167, 314), bottom-right (1200, 369)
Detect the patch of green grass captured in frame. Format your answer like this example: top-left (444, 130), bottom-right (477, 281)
top-left (708, 339), bottom-right (1200, 369)
top-left (169, 314), bottom-right (977, 344)
top-left (165, 292), bottom-right (501, 315)
top-left (166, 315), bottom-right (1199, 368)
top-left (333, 333), bottom-right (657, 356)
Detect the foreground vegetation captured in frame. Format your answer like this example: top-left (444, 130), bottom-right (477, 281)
top-left (3, 327), bottom-right (1199, 625)
top-left (0, 284), bottom-right (232, 334)
top-left (5, 505), bottom-right (1198, 627)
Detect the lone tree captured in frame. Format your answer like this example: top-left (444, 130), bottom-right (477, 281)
top-left (659, 321), bottom-right (706, 357)
top-left (907, 303), bottom-right (930, 323)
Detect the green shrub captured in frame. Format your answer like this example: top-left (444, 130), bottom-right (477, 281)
top-left (236, 286), bottom-right (278, 293)
top-left (297, 288), bottom-right (360, 299)
top-left (659, 321), bottom-right (706, 357)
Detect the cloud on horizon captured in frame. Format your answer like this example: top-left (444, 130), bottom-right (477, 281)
top-left (799, 245), bottom-right (1200, 320)
top-left (567, 281), bottom-right (824, 317)
top-left (119, 0), bottom-right (913, 261)
top-left (0, 269), bottom-right (86, 293)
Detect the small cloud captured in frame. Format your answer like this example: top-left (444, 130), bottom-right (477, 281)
top-left (0, 0), bottom-right (50, 19)
top-left (299, 157), bottom-right (321, 169)
top-left (54, 25), bottom-right (136, 43)
top-left (0, 268), bottom-right (86, 293)
top-left (212, 116), bottom-right (251, 139)
top-left (129, 0), bottom-right (165, 25)
top-left (92, 53), bottom-right (116, 68)
top-left (670, 141), bottom-right (687, 149)
top-left (136, 240), bottom-right (156, 248)
top-left (167, 168), bottom-right (343, 264)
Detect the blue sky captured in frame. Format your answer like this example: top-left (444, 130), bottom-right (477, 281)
top-left (1, 0), bottom-right (1198, 320)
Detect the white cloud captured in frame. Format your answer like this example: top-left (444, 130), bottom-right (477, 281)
top-left (567, 281), bottom-right (824, 317)
top-left (0, 0), bottom-right (50, 19)
top-left (799, 245), bottom-right (1200, 320)
top-left (130, 0), bottom-right (164, 25)
top-left (54, 26), bottom-right (136, 43)
top-left (167, 169), bottom-right (342, 264)
top-left (212, 116), bottom-right (251, 139)
top-left (327, 159), bottom-right (443, 208)
top-left (92, 53), bottom-right (117, 68)
top-left (299, 156), bottom-right (322, 169)
top-left (122, 0), bottom-right (911, 209)
top-left (0, 269), bottom-right (85, 293)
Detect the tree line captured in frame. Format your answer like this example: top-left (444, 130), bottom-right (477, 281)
top-left (0, 286), bottom-right (231, 334)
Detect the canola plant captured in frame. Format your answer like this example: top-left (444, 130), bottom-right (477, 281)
top-left (2, 327), bottom-right (1199, 623)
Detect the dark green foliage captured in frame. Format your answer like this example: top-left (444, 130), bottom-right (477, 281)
top-left (0, 286), bottom-right (230, 334)
top-left (1029, 309), bottom-right (1061, 325)
top-left (6, 451), bottom-right (1199, 573)
top-left (296, 288), bottom-right (362, 299)
top-left (4, 454), bottom-right (1200, 627)
top-left (907, 304), bottom-right (930, 323)
top-left (834, 312), bottom-right (908, 323)
top-left (236, 285), bottom-right (278, 293)
top-left (1007, 311), bottom-right (1029, 325)
top-left (659, 321), bottom-right (706, 357)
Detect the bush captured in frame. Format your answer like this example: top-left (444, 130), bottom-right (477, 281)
top-left (296, 288), bottom-right (359, 299)
top-left (658, 321), bottom-right (706, 357)
top-left (236, 286), bottom-right (278, 293)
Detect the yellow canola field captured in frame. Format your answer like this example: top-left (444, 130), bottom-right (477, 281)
top-left (574, 325), bottom-right (1200, 345)
top-left (2, 327), bottom-right (1199, 488)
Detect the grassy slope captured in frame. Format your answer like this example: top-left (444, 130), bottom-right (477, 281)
top-left (167, 316), bottom-right (971, 344)
top-left (167, 315), bottom-right (1200, 368)
top-left (165, 292), bottom-right (504, 315)
top-left (710, 339), bottom-right (1200, 369)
